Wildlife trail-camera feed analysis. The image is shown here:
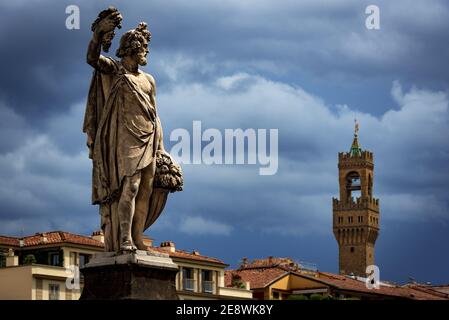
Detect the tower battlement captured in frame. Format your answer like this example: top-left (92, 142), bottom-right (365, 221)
top-left (338, 151), bottom-right (374, 163)
top-left (333, 197), bottom-right (379, 211)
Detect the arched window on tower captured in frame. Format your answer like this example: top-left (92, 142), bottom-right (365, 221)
top-left (368, 174), bottom-right (373, 198)
top-left (346, 171), bottom-right (361, 201)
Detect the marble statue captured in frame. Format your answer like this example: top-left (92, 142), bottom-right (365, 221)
top-left (83, 7), bottom-right (183, 253)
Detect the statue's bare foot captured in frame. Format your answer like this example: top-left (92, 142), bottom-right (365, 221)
top-left (120, 239), bottom-right (137, 252)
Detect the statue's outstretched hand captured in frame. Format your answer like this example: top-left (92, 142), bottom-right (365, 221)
top-left (95, 12), bottom-right (121, 35)
top-left (90, 8), bottom-right (122, 53)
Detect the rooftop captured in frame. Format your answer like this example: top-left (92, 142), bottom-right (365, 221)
top-left (316, 272), bottom-right (449, 300)
top-left (226, 257), bottom-right (449, 300)
top-left (152, 247), bottom-right (227, 265)
top-left (226, 267), bottom-right (287, 290)
top-left (0, 230), bottom-right (226, 265)
top-left (0, 231), bottom-right (103, 248)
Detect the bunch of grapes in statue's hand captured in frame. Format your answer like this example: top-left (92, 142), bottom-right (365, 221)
top-left (154, 151), bottom-right (184, 193)
top-left (91, 6), bottom-right (123, 52)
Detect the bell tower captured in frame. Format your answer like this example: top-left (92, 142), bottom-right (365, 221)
top-left (332, 120), bottom-right (380, 277)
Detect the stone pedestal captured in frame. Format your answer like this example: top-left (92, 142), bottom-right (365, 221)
top-left (80, 250), bottom-right (179, 300)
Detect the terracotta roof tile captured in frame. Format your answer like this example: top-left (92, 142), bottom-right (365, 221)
top-left (225, 267), bottom-right (287, 289)
top-left (0, 231), bottom-right (103, 248)
top-left (226, 258), bottom-right (449, 300)
top-left (403, 284), bottom-right (449, 299)
top-left (428, 285), bottom-right (449, 294)
top-left (1, 231), bottom-right (227, 266)
top-left (152, 247), bottom-right (227, 265)
top-left (313, 272), bottom-right (449, 300)
top-left (0, 235), bottom-right (19, 247)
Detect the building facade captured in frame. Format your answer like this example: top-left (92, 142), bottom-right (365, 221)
top-left (332, 123), bottom-right (380, 276)
top-left (0, 231), bottom-right (252, 300)
top-left (153, 241), bottom-right (252, 300)
top-left (0, 231), bottom-right (103, 300)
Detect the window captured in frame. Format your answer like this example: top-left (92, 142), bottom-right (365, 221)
top-left (350, 247), bottom-right (355, 253)
top-left (182, 268), bottom-right (195, 291)
top-left (49, 284), bottom-right (60, 300)
top-left (272, 291), bottom-right (280, 299)
top-left (79, 254), bottom-right (91, 268)
top-left (346, 171), bottom-right (361, 200)
top-left (201, 270), bottom-right (214, 293)
top-left (368, 175), bottom-right (373, 197)
top-left (49, 253), bottom-right (60, 266)
top-left (0, 253), bottom-right (6, 268)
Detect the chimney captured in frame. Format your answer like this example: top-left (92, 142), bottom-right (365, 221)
top-left (192, 250), bottom-right (200, 256)
top-left (6, 248), bottom-right (19, 267)
top-left (91, 230), bottom-right (104, 243)
top-left (160, 241), bottom-right (175, 253)
top-left (268, 256), bottom-right (273, 264)
top-left (240, 257), bottom-right (248, 268)
top-left (38, 232), bottom-right (48, 244)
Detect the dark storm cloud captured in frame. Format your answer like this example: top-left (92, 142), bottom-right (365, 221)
top-left (0, 2), bottom-right (91, 123)
top-left (135, 0), bottom-right (449, 114)
top-left (0, 0), bottom-right (449, 284)
top-left (2, 0), bottom-right (449, 122)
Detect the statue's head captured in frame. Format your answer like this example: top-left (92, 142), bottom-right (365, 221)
top-left (116, 22), bottom-right (152, 66)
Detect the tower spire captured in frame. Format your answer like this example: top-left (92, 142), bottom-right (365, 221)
top-left (350, 118), bottom-right (362, 157)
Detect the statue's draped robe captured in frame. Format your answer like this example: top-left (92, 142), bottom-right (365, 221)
top-left (83, 58), bottom-right (167, 251)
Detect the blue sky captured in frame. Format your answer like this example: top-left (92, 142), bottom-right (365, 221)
top-left (0, 0), bottom-right (448, 284)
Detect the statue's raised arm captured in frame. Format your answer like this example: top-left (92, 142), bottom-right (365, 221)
top-left (86, 7), bottom-right (122, 72)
